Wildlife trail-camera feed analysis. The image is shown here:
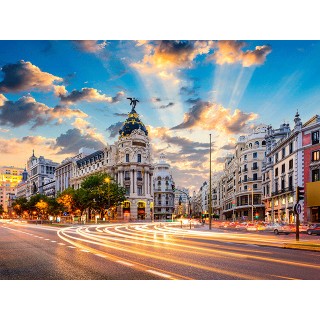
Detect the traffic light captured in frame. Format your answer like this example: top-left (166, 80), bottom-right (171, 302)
top-left (296, 186), bottom-right (305, 202)
top-left (172, 184), bottom-right (175, 192)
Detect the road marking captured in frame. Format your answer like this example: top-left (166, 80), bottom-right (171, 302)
top-left (58, 243), bottom-right (65, 245)
top-left (51, 241), bottom-right (56, 243)
top-left (270, 274), bottom-right (300, 280)
top-left (38, 237), bottom-right (43, 238)
top-left (45, 239), bottom-right (50, 241)
top-left (116, 260), bottom-right (134, 266)
top-left (146, 270), bottom-right (172, 278)
top-left (95, 253), bottom-right (106, 258)
top-left (81, 249), bottom-right (90, 252)
top-left (68, 246), bottom-right (76, 249)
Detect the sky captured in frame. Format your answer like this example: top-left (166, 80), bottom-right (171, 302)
top-left (1, 40), bottom-right (320, 192)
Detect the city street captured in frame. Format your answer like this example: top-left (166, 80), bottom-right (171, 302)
top-left (1, 221), bottom-right (319, 280)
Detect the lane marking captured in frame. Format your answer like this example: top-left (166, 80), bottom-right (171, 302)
top-left (95, 253), bottom-right (106, 258)
top-left (38, 237), bottom-right (43, 238)
top-left (68, 246), bottom-right (76, 249)
top-left (116, 260), bottom-right (134, 266)
top-left (45, 239), bottom-right (50, 241)
top-left (58, 243), bottom-right (65, 245)
top-left (81, 249), bottom-right (90, 252)
top-left (51, 241), bottom-right (56, 243)
top-left (270, 274), bottom-right (301, 280)
top-left (146, 270), bottom-right (172, 279)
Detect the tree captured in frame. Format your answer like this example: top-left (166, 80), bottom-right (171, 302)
top-left (57, 188), bottom-right (76, 214)
top-left (12, 197), bottom-right (28, 218)
top-left (81, 172), bottom-right (126, 219)
top-left (0, 204), bottom-right (4, 217)
top-left (35, 199), bottom-right (49, 219)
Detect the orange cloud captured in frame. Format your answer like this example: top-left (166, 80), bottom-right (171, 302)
top-left (211, 41), bottom-right (272, 67)
top-left (73, 40), bottom-right (107, 53)
top-left (171, 100), bottom-right (258, 134)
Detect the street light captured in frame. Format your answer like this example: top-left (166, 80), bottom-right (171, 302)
top-left (248, 186), bottom-right (254, 222)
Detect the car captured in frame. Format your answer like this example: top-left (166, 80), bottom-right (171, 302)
top-left (246, 223), bottom-right (258, 231)
top-left (306, 223), bottom-right (320, 235)
top-left (272, 223), bottom-right (292, 235)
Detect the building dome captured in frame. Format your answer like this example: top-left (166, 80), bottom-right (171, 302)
top-left (119, 106), bottom-right (148, 137)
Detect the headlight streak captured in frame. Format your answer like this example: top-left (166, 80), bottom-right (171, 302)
top-left (57, 227), bottom-right (191, 280)
top-left (75, 224), bottom-right (320, 272)
top-left (59, 226), bottom-right (261, 280)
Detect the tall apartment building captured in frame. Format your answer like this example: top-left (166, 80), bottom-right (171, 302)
top-left (0, 166), bottom-right (24, 211)
top-left (153, 153), bottom-right (175, 220)
top-left (25, 151), bottom-right (59, 199)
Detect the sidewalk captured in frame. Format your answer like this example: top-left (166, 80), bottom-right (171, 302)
top-left (180, 223), bottom-right (320, 252)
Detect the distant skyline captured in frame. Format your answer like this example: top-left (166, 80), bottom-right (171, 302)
top-left (1, 40), bottom-right (320, 191)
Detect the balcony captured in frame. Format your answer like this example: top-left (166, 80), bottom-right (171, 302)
top-left (247, 177), bottom-right (262, 181)
top-left (251, 166), bottom-right (259, 170)
top-left (271, 186), bottom-right (294, 196)
top-left (137, 177), bottom-right (143, 181)
top-left (124, 177), bottom-right (130, 181)
top-left (243, 168), bottom-right (248, 172)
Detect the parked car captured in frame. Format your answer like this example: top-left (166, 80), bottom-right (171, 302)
top-left (306, 223), bottom-right (320, 235)
top-left (273, 223), bottom-right (292, 235)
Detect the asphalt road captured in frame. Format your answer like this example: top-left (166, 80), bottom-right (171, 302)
top-left (1, 221), bottom-right (319, 280)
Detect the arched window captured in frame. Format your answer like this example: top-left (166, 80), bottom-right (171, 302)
top-left (137, 154), bottom-right (141, 163)
top-left (254, 141), bottom-right (259, 148)
top-left (262, 140), bottom-right (266, 146)
top-left (126, 154), bottom-right (129, 162)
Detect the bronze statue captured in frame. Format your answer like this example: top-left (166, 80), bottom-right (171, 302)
top-left (127, 97), bottom-right (139, 111)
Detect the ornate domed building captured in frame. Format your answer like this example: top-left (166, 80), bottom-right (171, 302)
top-left (69, 99), bottom-right (154, 220)
top-left (114, 104), bottom-right (154, 220)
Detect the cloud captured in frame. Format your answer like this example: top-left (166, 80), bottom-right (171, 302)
top-left (55, 128), bottom-right (105, 155)
top-left (158, 102), bottom-right (175, 109)
top-left (215, 157), bottom-right (226, 164)
top-left (0, 60), bottom-right (62, 93)
top-left (56, 86), bottom-right (124, 105)
top-left (180, 86), bottom-right (197, 95)
top-left (106, 121), bottom-right (123, 138)
top-left (170, 100), bottom-right (258, 134)
top-left (151, 97), bottom-right (161, 102)
top-left (0, 135), bottom-right (59, 166)
top-left (73, 40), bottom-right (107, 53)
top-left (210, 41), bottom-right (272, 67)
top-left (72, 118), bottom-right (106, 144)
top-left (220, 143), bottom-right (235, 150)
top-left (0, 95), bottom-right (87, 129)
top-left (113, 112), bottom-right (128, 117)
top-left (185, 97), bottom-right (201, 104)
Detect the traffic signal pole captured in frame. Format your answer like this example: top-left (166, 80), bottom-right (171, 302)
top-left (295, 186), bottom-right (305, 241)
top-left (209, 134), bottom-right (212, 230)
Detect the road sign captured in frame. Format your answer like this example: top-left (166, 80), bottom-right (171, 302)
top-left (294, 203), bottom-right (301, 215)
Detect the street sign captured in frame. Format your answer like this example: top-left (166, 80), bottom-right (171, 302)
top-left (294, 203), bottom-right (301, 215)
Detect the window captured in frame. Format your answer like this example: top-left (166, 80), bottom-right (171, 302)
top-left (262, 140), bottom-right (266, 146)
top-left (137, 186), bottom-right (142, 196)
top-left (252, 162), bottom-right (258, 170)
top-left (244, 164), bottom-right (247, 172)
top-left (253, 184), bottom-right (257, 189)
top-left (282, 147), bottom-right (286, 159)
top-left (289, 176), bottom-right (293, 190)
top-left (289, 159), bottom-right (293, 170)
top-left (137, 154), bottom-right (141, 163)
top-left (275, 182), bottom-right (278, 193)
top-left (244, 175), bottom-right (247, 182)
top-left (312, 169), bottom-right (320, 182)
top-left (254, 141), bottom-right (259, 148)
top-left (312, 131), bottom-right (319, 145)
top-left (312, 150), bottom-right (320, 161)
top-left (244, 155), bottom-right (247, 161)
top-left (253, 173), bottom-right (257, 180)
top-left (275, 168), bottom-right (278, 177)
top-left (281, 164), bottom-right (285, 173)
top-left (289, 142), bottom-right (293, 154)
top-left (281, 178), bottom-right (285, 190)
top-left (244, 185), bottom-right (247, 190)
top-left (253, 152), bottom-right (257, 159)
top-left (125, 171), bottom-right (130, 179)
top-left (126, 154), bottom-right (129, 162)
top-left (125, 187), bottom-right (130, 195)
top-left (275, 153), bottom-right (278, 163)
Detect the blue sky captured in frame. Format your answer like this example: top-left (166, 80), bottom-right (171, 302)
top-left (0, 40), bottom-right (319, 191)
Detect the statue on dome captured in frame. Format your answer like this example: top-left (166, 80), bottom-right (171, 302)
top-left (127, 97), bottom-right (139, 112)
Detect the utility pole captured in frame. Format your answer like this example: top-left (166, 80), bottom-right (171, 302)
top-left (209, 134), bottom-right (212, 230)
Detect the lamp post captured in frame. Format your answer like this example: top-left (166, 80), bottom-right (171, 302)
top-left (248, 186), bottom-right (254, 222)
top-left (209, 133), bottom-right (212, 230)
top-left (105, 177), bottom-right (111, 220)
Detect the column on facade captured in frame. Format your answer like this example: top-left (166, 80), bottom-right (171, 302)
top-left (144, 169), bottom-right (148, 196)
top-left (130, 169), bottom-right (134, 195)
